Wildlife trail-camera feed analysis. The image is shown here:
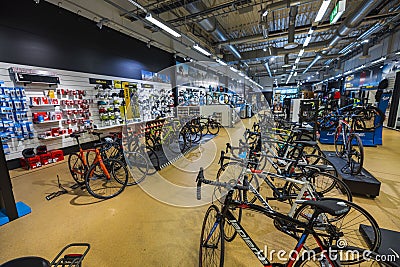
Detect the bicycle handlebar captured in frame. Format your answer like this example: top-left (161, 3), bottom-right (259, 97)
top-left (196, 168), bottom-right (250, 200)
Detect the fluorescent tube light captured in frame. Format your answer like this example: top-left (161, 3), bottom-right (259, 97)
top-left (238, 72), bottom-right (245, 77)
top-left (298, 49), bottom-right (305, 57)
top-left (145, 13), bottom-right (181, 38)
top-left (264, 62), bottom-right (272, 77)
top-left (396, 51), bottom-right (400, 55)
top-left (295, 57), bottom-right (300, 64)
top-left (230, 66), bottom-right (238, 72)
top-left (344, 70), bottom-right (353, 75)
top-left (262, 9), bottom-right (269, 17)
top-left (371, 57), bottom-right (386, 65)
top-left (216, 58), bottom-right (227, 66)
top-left (308, 28), bottom-right (315, 35)
top-left (303, 35), bottom-right (312, 47)
top-left (294, 72), bottom-right (298, 76)
top-left (315, 0), bottom-right (331, 22)
top-left (354, 64), bottom-right (365, 71)
top-left (193, 44), bottom-right (211, 56)
top-left (292, 65), bottom-right (297, 70)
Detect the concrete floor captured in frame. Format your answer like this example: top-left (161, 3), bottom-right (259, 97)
top-left (1, 125), bottom-right (399, 266)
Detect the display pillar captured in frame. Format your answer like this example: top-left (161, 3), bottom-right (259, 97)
top-left (0, 144), bottom-right (18, 221)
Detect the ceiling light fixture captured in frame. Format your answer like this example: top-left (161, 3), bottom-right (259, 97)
top-left (216, 58), bottom-right (227, 66)
top-left (193, 44), bottom-right (211, 56)
top-left (145, 13), bottom-right (181, 38)
top-left (230, 66), bottom-right (238, 72)
top-left (303, 35), bottom-right (312, 47)
top-left (295, 57), bottom-right (300, 64)
top-left (315, 0), bottom-right (331, 22)
top-left (298, 49), bottom-right (305, 57)
top-left (371, 57), bottom-right (386, 65)
top-left (264, 61), bottom-right (272, 77)
top-left (354, 64), bottom-right (365, 71)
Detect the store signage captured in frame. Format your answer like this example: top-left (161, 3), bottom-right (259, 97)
top-left (330, 0), bottom-right (346, 24)
top-left (9, 67), bottom-right (60, 85)
top-left (141, 83), bottom-right (154, 89)
top-left (89, 78), bottom-right (112, 86)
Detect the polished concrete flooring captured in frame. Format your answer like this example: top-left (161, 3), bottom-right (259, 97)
top-left (1, 125), bottom-right (399, 266)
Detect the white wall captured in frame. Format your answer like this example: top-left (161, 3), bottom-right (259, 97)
top-left (0, 62), bottom-right (170, 160)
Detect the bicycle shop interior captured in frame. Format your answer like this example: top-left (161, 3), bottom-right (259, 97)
top-left (1, 0), bottom-right (400, 266)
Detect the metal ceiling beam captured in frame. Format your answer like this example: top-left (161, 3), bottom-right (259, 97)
top-left (167, 0), bottom-right (254, 26)
top-left (224, 41), bottom-right (329, 62)
top-left (217, 12), bottom-right (400, 47)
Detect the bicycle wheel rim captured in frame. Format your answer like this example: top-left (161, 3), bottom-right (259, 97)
top-left (208, 122), bottom-right (220, 135)
top-left (124, 152), bottom-right (148, 185)
top-left (334, 127), bottom-right (345, 158)
top-left (85, 159), bottom-right (128, 199)
top-left (293, 199), bottom-right (381, 264)
top-left (349, 134), bottom-right (364, 175)
top-left (68, 153), bottom-right (86, 185)
top-left (199, 205), bottom-right (224, 267)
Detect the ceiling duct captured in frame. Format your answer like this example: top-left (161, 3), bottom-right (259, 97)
top-left (184, 1), bottom-right (242, 59)
top-left (359, 42), bottom-right (371, 59)
top-left (304, 0), bottom-right (385, 73)
top-left (285, 6), bottom-right (299, 49)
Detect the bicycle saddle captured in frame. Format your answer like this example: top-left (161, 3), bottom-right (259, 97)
top-left (302, 199), bottom-right (350, 216)
top-left (294, 140), bottom-right (318, 147)
top-left (0, 256), bottom-right (50, 267)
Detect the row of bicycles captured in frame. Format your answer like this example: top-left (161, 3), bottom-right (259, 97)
top-left (197, 111), bottom-right (395, 266)
top-left (67, 130), bottom-right (157, 199)
top-left (67, 114), bottom-right (222, 200)
top-left (144, 115), bottom-right (221, 154)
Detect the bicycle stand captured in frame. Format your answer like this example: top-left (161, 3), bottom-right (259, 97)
top-left (50, 243), bottom-right (90, 267)
top-left (46, 175), bottom-right (68, 201)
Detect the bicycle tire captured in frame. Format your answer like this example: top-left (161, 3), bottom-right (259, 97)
top-left (124, 151), bottom-right (148, 185)
top-left (85, 150), bottom-right (98, 168)
top-left (295, 246), bottom-right (397, 266)
top-left (199, 205), bottom-right (224, 267)
top-left (146, 146), bottom-right (160, 175)
top-left (223, 189), bottom-right (242, 242)
top-left (216, 161), bottom-right (260, 204)
top-left (349, 134), bottom-right (364, 175)
top-left (354, 106), bottom-right (385, 130)
top-left (68, 153), bottom-right (86, 185)
top-left (208, 120), bottom-right (220, 135)
top-left (293, 199), bottom-right (381, 264)
top-left (334, 126), bottom-right (345, 158)
top-left (85, 158), bottom-right (128, 199)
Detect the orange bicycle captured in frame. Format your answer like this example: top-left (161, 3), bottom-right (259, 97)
top-left (68, 132), bottom-right (128, 199)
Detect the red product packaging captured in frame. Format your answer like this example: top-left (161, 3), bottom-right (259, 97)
top-left (50, 150), bottom-right (64, 162)
top-left (20, 156), bottom-right (42, 170)
top-left (40, 153), bottom-right (53, 165)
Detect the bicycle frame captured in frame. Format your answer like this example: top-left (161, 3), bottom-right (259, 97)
top-left (205, 190), bottom-right (338, 267)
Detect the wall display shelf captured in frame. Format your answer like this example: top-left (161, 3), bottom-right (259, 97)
top-left (29, 104), bottom-right (60, 108)
top-left (92, 124), bottom-right (122, 130)
top-left (38, 135), bottom-right (67, 140)
top-left (33, 120), bottom-right (60, 124)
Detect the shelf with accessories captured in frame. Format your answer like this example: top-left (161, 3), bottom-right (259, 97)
top-left (33, 120), bottom-right (60, 124)
top-left (29, 104), bottom-right (60, 108)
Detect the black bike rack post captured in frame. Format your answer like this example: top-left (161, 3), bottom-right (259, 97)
top-left (0, 143), bottom-right (31, 226)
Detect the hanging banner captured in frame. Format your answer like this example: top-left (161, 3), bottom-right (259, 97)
top-left (122, 83), bottom-right (140, 120)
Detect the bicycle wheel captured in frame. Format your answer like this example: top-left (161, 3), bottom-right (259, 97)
top-left (349, 134), bottom-right (364, 175)
top-left (287, 171), bottom-right (352, 205)
top-left (208, 120), bottom-right (220, 135)
top-left (199, 205), bottom-right (224, 267)
top-left (85, 158), bottom-right (128, 199)
top-left (294, 246), bottom-right (395, 266)
top-left (354, 106), bottom-right (385, 130)
top-left (293, 199), bottom-right (381, 264)
top-left (86, 150), bottom-right (98, 167)
top-left (124, 151), bottom-right (148, 185)
top-left (68, 153), bottom-right (86, 185)
top-left (216, 161), bottom-right (260, 204)
top-left (146, 146), bottom-right (159, 175)
top-left (200, 121), bottom-right (209, 135)
top-left (334, 126), bottom-right (345, 158)
top-left (223, 189), bottom-right (242, 242)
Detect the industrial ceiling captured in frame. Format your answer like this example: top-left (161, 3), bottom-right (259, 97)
top-left (45, 0), bottom-right (400, 82)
